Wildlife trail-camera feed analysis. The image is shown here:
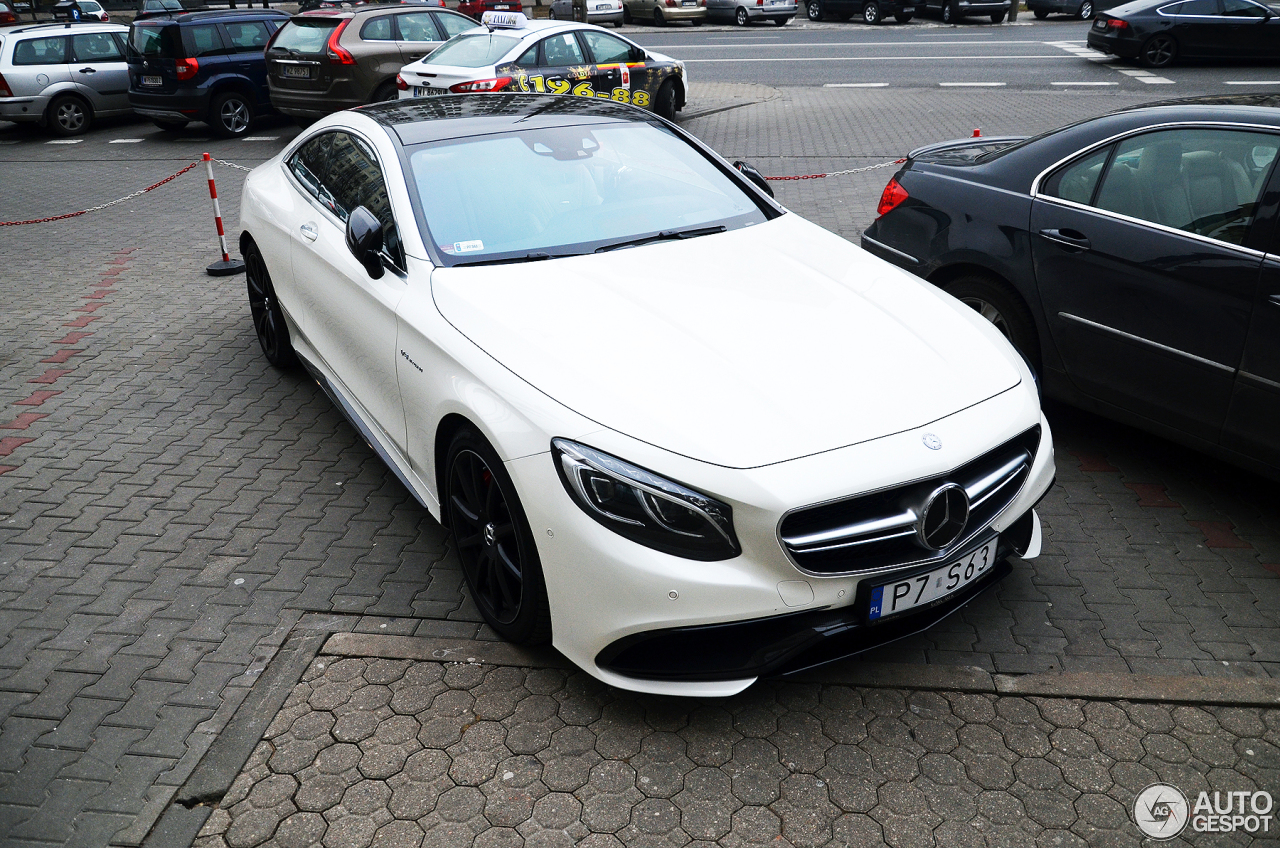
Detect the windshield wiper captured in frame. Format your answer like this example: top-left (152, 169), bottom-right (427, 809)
top-left (451, 251), bottom-right (583, 267)
top-left (593, 225), bottom-right (727, 253)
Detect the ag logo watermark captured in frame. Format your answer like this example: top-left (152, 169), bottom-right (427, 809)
top-left (1134, 783), bottom-right (1275, 839)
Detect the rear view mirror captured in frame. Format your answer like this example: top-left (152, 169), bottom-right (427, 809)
top-left (346, 206), bottom-right (385, 279)
top-left (630, 46), bottom-right (647, 63)
top-left (733, 160), bottom-right (774, 198)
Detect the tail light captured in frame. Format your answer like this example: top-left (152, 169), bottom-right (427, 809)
top-left (175, 57), bottom-right (199, 80)
top-left (0, 73), bottom-right (12, 98)
top-left (1106, 17), bottom-right (1128, 28)
top-left (0, 9), bottom-right (15, 22)
top-left (102, 12), bottom-right (109, 20)
top-left (449, 76), bottom-right (512, 92)
top-left (665, 0), bottom-right (676, 6)
top-left (396, 74), bottom-right (408, 91)
top-left (327, 18), bottom-right (356, 64)
top-left (265, 24), bottom-right (284, 51)
top-left (877, 177), bottom-right (909, 217)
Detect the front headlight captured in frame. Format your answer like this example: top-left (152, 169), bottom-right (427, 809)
top-left (552, 439), bottom-right (740, 561)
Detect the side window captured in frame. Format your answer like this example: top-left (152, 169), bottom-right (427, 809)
top-left (1222, 0), bottom-right (1268, 15)
top-left (1043, 145), bottom-right (1111, 206)
top-left (323, 132), bottom-right (404, 269)
top-left (12, 36), bottom-right (68, 65)
top-left (1090, 128), bottom-right (1279, 245)
top-left (289, 132), bottom-right (334, 201)
top-left (395, 12), bottom-right (441, 42)
top-left (434, 11), bottom-right (474, 38)
top-left (361, 15), bottom-right (395, 41)
top-left (71, 32), bottom-right (124, 62)
top-left (579, 30), bottom-right (632, 64)
top-left (182, 24), bottom-right (227, 58)
top-left (1173, 0), bottom-right (1219, 12)
top-left (515, 43), bottom-right (538, 66)
top-left (539, 32), bottom-right (585, 66)
top-left (222, 21), bottom-right (271, 51)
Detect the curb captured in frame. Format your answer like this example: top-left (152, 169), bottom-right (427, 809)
top-left (323, 633), bottom-right (1280, 707)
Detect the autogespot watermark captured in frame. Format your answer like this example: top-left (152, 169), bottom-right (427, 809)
top-left (1134, 783), bottom-right (1275, 840)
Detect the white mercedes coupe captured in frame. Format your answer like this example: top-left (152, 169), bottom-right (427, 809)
top-left (238, 94), bottom-right (1055, 697)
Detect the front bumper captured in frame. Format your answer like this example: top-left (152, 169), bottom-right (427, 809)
top-left (508, 385), bottom-right (1054, 697)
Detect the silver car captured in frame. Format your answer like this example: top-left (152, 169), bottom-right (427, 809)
top-left (0, 21), bottom-right (132, 135)
top-left (706, 0), bottom-right (795, 23)
top-left (547, 0), bottom-right (624, 25)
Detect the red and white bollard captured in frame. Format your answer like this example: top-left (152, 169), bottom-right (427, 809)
top-left (203, 152), bottom-right (245, 277)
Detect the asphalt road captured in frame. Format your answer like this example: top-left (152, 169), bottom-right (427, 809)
top-left (625, 17), bottom-right (1280, 90)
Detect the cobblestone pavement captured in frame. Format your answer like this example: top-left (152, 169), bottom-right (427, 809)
top-left (193, 654), bottom-right (1280, 848)
top-left (1, 88), bottom-right (1279, 846)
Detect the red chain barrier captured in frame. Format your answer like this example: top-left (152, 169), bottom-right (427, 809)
top-left (0, 161), bottom-right (201, 227)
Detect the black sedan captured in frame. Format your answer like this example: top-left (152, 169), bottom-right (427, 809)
top-left (1087, 0), bottom-right (1280, 68)
top-left (861, 96), bottom-right (1280, 478)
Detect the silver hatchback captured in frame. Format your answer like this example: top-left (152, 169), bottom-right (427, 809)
top-left (0, 21), bottom-right (132, 135)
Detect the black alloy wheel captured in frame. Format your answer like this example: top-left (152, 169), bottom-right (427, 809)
top-left (623, 4), bottom-right (632, 21)
top-left (445, 430), bottom-right (550, 644)
top-left (863, 0), bottom-right (881, 22)
top-left (944, 274), bottom-right (1040, 374)
top-left (47, 94), bottom-right (90, 137)
top-left (653, 6), bottom-right (666, 23)
top-left (371, 81), bottom-right (398, 103)
top-left (1077, 0), bottom-right (1091, 17)
top-left (1139, 33), bottom-right (1176, 67)
top-left (806, 0), bottom-right (823, 19)
top-left (736, 5), bottom-right (750, 23)
top-left (941, 0), bottom-right (957, 21)
top-left (245, 242), bottom-right (298, 368)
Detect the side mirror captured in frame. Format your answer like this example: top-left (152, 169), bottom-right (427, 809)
top-left (733, 160), bottom-right (774, 198)
top-left (345, 206), bottom-right (385, 279)
top-left (630, 46), bottom-right (647, 63)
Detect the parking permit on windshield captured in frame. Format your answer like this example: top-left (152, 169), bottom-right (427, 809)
top-left (453, 240), bottom-right (484, 253)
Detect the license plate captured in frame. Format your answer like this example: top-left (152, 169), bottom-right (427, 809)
top-left (142, 74), bottom-right (162, 86)
top-left (413, 85), bottom-right (446, 96)
top-left (492, 4), bottom-right (509, 7)
top-left (868, 539), bottom-right (996, 621)
top-left (281, 65), bottom-right (311, 79)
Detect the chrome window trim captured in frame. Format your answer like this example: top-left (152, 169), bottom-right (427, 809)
top-left (1029, 121), bottom-right (1280, 258)
top-left (861, 234), bottom-right (919, 265)
top-left (1240, 370), bottom-right (1280, 390)
top-left (1057, 312), bottom-right (1235, 372)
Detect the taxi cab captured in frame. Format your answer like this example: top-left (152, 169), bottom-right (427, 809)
top-left (396, 13), bottom-right (687, 121)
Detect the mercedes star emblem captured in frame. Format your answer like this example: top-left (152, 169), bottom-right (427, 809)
top-left (922, 433), bottom-right (942, 450)
top-left (917, 483), bottom-right (970, 550)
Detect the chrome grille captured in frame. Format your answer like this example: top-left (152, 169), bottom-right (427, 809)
top-left (779, 426), bottom-right (1041, 575)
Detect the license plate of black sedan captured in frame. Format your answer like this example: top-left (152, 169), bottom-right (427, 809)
top-left (868, 538), bottom-right (996, 621)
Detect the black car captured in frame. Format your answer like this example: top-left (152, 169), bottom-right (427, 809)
top-left (922, 0), bottom-right (1010, 22)
top-left (803, 0), bottom-right (917, 23)
top-left (861, 96), bottom-right (1280, 478)
top-left (1088, 0), bottom-right (1280, 67)
top-left (126, 8), bottom-right (288, 136)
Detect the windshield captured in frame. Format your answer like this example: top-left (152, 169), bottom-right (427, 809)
top-left (129, 23), bottom-right (179, 58)
top-left (422, 32), bottom-right (518, 67)
top-left (407, 121), bottom-right (770, 265)
top-left (271, 18), bottom-right (341, 53)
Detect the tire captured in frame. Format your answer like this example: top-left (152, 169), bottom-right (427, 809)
top-left (654, 79), bottom-right (677, 121)
top-left (245, 241), bottom-right (298, 370)
top-left (150, 118), bottom-right (188, 132)
top-left (623, 3), bottom-right (632, 21)
top-left (941, 0), bottom-right (957, 20)
top-left (806, 0), bottom-right (822, 18)
top-left (691, 16), bottom-right (703, 23)
top-left (862, 0), bottom-right (881, 22)
top-left (46, 94), bottom-right (91, 137)
top-left (735, 5), bottom-right (750, 23)
top-left (653, 6), bottom-right (665, 23)
top-left (990, 9), bottom-right (1005, 20)
top-left (1139, 33), bottom-right (1176, 67)
top-left (1033, 7), bottom-right (1048, 15)
top-left (1077, 0), bottom-right (1091, 17)
top-left (942, 274), bottom-right (1040, 374)
top-left (894, 10), bottom-right (912, 20)
top-left (445, 428), bottom-right (551, 645)
top-left (774, 13), bottom-right (790, 22)
top-left (547, 5), bottom-right (556, 16)
top-left (371, 81), bottom-right (397, 103)
top-left (210, 90), bottom-right (254, 138)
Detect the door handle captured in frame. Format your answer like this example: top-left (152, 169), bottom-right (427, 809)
top-left (78, 67), bottom-right (97, 74)
top-left (299, 223), bottom-right (318, 242)
top-left (1038, 228), bottom-right (1091, 250)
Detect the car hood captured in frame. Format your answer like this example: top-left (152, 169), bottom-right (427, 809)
top-left (431, 214), bottom-right (1022, 469)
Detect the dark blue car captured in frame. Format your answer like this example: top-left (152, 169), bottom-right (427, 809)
top-left (126, 9), bottom-right (288, 137)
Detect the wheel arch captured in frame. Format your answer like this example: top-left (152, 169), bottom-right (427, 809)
top-left (45, 88), bottom-right (93, 119)
top-left (433, 412), bottom-right (480, 529)
top-left (927, 262), bottom-right (1048, 373)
